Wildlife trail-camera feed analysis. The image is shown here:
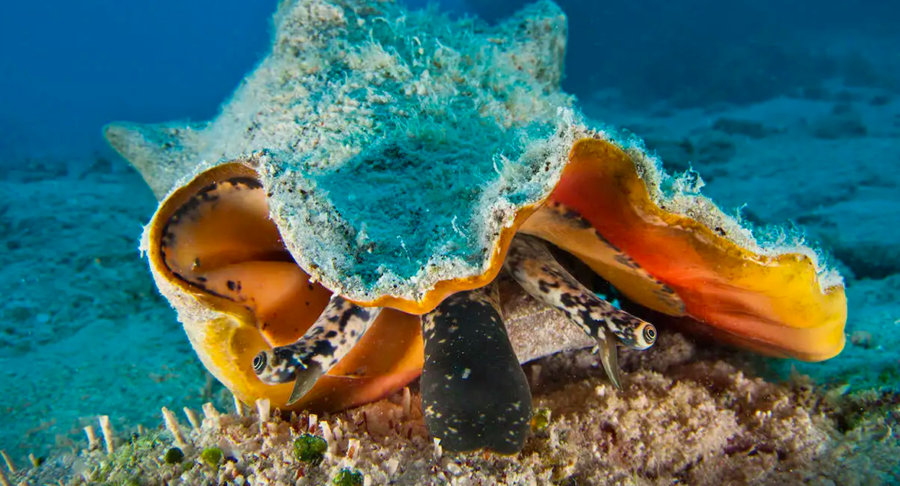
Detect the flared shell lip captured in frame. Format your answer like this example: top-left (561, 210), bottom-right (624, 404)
top-left (149, 139), bottom-right (847, 364)
top-left (147, 161), bottom-right (266, 320)
top-left (146, 159), bottom-right (426, 411)
top-left (556, 138), bottom-right (847, 362)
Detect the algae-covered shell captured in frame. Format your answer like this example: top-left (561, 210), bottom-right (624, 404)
top-left (109, 0), bottom-right (846, 414)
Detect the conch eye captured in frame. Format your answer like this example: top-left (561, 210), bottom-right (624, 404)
top-left (252, 352), bottom-right (267, 375)
top-left (642, 325), bottom-right (657, 345)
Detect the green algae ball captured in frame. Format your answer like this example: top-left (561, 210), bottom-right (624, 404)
top-left (332, 468), bottom-right (364, 486)
top-left (164, 447), bottom-right (184, 464)
top-left (293, 433), bottom-right (327, 466)
top-left (200, 447), bottom-right (223, 467)
top-left (531, 407), bottom-right (552, 433)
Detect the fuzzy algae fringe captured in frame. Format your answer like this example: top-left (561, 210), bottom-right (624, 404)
top-left (7, 334), bottom-right (898, 486)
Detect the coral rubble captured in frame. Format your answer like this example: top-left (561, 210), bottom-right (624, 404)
top-left (7, 334), bottom-right (898, 485)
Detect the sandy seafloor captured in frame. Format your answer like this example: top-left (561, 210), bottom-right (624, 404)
top-left (1, 65), bottom-right (899, 486)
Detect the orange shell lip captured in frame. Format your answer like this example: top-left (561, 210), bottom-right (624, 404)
top-left (147, 162), bottom-right (261, 299)
top-left (544, 138), bottom-right (846, 362)
top-left (147, 161), bottom-right (423, 411)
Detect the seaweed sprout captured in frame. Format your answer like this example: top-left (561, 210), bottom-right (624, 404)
top-left (164, 447), bottom-right (184, 465)
top-left (199, 447), bottom-right (223, 468)
top-left (332, 468), bottom-right (364, 486)
top-left (530, 407), bottom-right (551, 434)
top-left (293, 434), bottom-right (328, 466)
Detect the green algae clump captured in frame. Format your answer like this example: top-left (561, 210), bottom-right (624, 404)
top-left (200, 447), bottom-right (223, 467)
top-left (164, 447), bottom-right (184, 464)
top-left (87, 431), bottom-right (166, 484)
top-left (294, 433), bottom-right (328, 465)
top-left (531, 407), bottom-right (552, 433)
top-left (332, 468), bottom-right (364, 486)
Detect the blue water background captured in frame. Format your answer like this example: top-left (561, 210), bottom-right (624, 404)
top-left (1, 0), bottom-right (897, 161)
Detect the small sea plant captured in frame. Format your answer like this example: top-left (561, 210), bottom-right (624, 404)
top-left (164, 447), bottom-right (184, 464)
top-left (293, 433), bottom-right (327, 466)
top-left (199, 447), bottom-right (223, 468)
top-left (531, 407), bottom-right (552, 434)
top-left (332, 468), bottom-right (364, 486)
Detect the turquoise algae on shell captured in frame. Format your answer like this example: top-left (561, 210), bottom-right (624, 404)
top-left (104, 0), bottom-right (846, 381)
top-left (106, 0), bottom-right (591, 307)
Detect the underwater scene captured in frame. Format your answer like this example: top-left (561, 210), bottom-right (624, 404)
top-left (0, 0), bottom-right (898, 484)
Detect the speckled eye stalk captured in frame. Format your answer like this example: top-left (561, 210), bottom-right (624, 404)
top-left (252, 352), bottom-right (268, 375)
top-left (642, 324), bottom-right (657, 347)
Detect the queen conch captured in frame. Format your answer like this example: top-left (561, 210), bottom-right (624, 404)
top-left (105, 0), bottom-right (846, 454)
